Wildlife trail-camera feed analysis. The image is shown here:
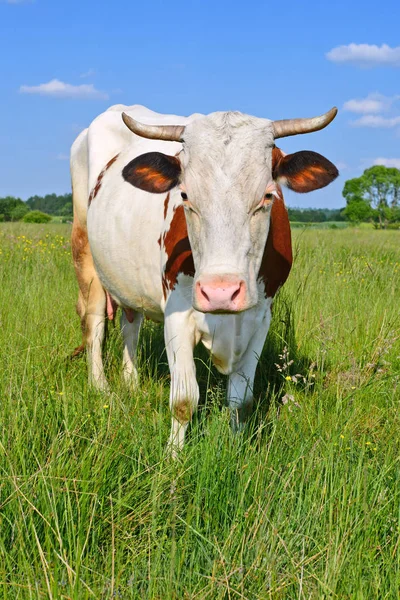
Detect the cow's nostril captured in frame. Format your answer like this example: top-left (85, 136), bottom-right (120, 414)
top-left (200, 287), bottom-right (210, 302)
top-left (231, 284), bottom-right (241, 302)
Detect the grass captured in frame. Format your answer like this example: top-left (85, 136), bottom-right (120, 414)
top-left (0, 222), bottom-right (399, 599)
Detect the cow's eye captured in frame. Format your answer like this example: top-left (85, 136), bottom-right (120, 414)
top-left (181, 192), bottom-right (188, 200)
top-left (264, 193), bottom-right (274, 201)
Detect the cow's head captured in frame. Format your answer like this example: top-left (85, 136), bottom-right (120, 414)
top-left (122, 109), bottom-right (338, 313)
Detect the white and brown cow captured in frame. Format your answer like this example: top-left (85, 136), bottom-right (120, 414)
top-left (71, 104), bottom-right (338, 454)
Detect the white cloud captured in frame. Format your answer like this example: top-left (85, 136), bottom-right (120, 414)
top-left (343, 93), bottom-right (399, 114)
top-left (335, 161), bottom-right (348, 171)
top-left (80, 69), bottom-right (95, 79)
top-left (326, 43), bottom-right (400, 67)
top-left (2, 0), bottom-right (33, 3)
top-left (351, 115), bottom-right (400, 128)
top-left (19, 78), bottom-right (108, 100)
top-left (373, 158), bottom-right (400, 169)
top-left (56, 153), bottom-right (69, 161)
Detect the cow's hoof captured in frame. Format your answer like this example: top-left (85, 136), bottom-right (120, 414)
top-left (122, 368), bottom-right (139, 390)
top-left (89, 377), bottom-right (110, 393)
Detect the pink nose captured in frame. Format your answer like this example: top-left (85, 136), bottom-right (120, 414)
top-left (195, 276), bottom-right (247, 313)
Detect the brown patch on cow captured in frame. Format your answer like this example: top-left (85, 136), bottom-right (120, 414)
top-left (163, 192), bottom-right (170, 219)
top-left (71, 221), bottom-right (107, 348)
top-left (258, 188), bottom-right (292, 298)
top-left (162, 205), bottom-right (195, 297)
top-left (70, 344), bottom-right (85, 359)
top-left (106, 154), bottom-right (119, 169)
top-left (272, 146), bottom-right (285, 172)
top-left (71, 222), bottom-right (89, 264)
top-left (173, 399), bottom-right (193, 424)
top-left (71, 222), bottom-right (94, 312)
top-left (88, 153), bottom-right (120, 206)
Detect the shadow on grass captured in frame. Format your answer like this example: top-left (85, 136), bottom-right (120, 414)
top-left (67, 291), bottom-right (317, 446)
top-left (123, 292), bottom-right (310, 395)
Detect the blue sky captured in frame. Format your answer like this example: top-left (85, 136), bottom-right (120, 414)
top-left (1, 0), bottom-right (399, 208)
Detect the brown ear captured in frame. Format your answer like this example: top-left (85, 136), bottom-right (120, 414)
top-left (122, 152), bottom-right (181, 194)
top-left (272, 148), bottom-right (339, 193)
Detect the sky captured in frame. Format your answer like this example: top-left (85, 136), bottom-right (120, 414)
top-left (1, 0), bottom-right (399, 208)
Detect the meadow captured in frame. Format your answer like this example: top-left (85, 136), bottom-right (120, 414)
top-left (0, 222), bottom-right (399, 599)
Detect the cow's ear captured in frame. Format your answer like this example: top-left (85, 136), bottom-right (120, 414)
top-left (272, 148), bottom-right (338, 193)
top-left (122, 152), bottom-right (181, 194)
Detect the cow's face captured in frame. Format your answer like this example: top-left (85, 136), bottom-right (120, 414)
top-left (122, 111), bottom-right (338, 314)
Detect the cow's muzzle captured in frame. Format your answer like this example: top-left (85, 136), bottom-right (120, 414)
top-left (193, 274), bottom-right (248, 313)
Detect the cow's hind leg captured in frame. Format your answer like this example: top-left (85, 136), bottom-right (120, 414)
top-left (227, 303), bottom-right (272, 431)
top-left (121, 310), bottom-right (143, 388)
top-left (71, 222), bottom-right (108, 391)
top-left (164, 303), bottom-right (199, 457)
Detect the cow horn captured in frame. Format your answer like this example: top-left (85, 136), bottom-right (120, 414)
top-left (122, 112), bottom-right (185, 142)
top-left (272, 107), bottom-right (338, 139)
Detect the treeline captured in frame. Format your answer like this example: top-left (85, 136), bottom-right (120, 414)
top-left (26, 193), bottom-right (72, 216)
top-left (0, 193), bottom-right (73, 223)
top-left (0, 196), bottom-right (53, 223)
top-left (0, 197), bottom-right (30, 222)
top-left (2, 193), bottom-right (346, 224)
top-left (287, 208), bottom-right (345, 223)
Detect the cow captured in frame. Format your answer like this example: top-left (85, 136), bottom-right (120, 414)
top-left (71, 104), bottom-right (338, 455)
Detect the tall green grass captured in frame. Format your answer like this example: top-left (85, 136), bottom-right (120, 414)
top-left (0, 223), bottom-right (399, 598)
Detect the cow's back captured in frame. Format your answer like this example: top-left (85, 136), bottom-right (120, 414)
top-left (71, 104), bottom-right (202, 227)
top-left (77, 106), bottom-right (202, 319)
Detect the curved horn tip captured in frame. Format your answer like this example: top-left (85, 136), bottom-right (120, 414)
top-left (328, 106), bottom-right (338, 120)
top-left (273, 106), bottom-right (339, 139)
top-left (121, 111), bottom-right (134, 127)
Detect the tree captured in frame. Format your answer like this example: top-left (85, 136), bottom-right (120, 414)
top-left (343, 199), bottom-right (372, 223)
top-left (342, 166), bottom-right (400, 227)
top-left (0, 196), bottom-right (27, 221)
top-left (59, 202), bottom-right (73, 217)
top-left (342, 177), bottom-right (365, 204)
top-left (23, 210), bottom-right (52, 223)
top-left (10, 204), bottom-right (30, 221)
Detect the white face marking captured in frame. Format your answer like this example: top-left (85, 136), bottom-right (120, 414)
top-left (177, 112), bottom-right (276, 309)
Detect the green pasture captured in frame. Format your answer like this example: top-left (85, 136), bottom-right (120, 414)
top-left (0, 223), bottom-right (399, 598)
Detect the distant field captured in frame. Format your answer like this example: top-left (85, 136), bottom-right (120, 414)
top-left (290, 221), bottom-right (352, 229)
top-left (0, 223), bottom-right (399, 598)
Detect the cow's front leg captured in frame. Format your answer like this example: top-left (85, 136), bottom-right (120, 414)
top-left (164, 304), bottom-right (199, 457)
top-left (227, 303), bottom-right (271, 431)
top-left (121, 309), bottom-right (143, 388)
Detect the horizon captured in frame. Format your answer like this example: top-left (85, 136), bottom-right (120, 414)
top-left (1, 0), bottom-right (399, 209)
top-left (14, 193), bottom-right (346, 213)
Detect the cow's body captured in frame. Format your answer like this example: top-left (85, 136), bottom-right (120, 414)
top-left (71, 104), bottom-right (337, 453)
